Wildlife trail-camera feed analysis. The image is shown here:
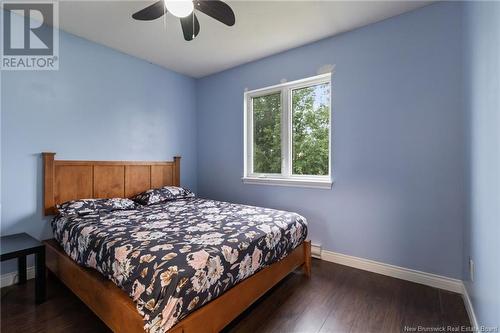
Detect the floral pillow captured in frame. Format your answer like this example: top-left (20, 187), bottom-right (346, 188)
top-left (132, 186), bottom-right (195, 205)
top-left (57, 198), bottom-right (138, 216)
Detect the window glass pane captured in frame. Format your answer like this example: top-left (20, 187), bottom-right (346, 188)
top-left (253, 93), bottom-right (282, 174)
top-left (292, 83), bottom-right (330, 176)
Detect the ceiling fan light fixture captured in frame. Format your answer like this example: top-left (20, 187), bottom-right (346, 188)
top-left (164, 0), bottom-right (194, 18)
top-left (132, 0), bottom-right (235, 41)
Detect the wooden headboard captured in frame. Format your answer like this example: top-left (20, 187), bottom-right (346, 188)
top-left (42, 152), bottom-right (181, 215)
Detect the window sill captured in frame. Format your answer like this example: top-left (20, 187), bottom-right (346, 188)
top-left (241, 177), bottom-right (333, 189)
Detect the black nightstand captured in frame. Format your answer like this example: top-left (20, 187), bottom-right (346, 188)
top-left (0, 233), bottom-right (46, 303)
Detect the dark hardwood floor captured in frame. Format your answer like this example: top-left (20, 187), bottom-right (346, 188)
top-left (1, 259), bottom-right (470, 333)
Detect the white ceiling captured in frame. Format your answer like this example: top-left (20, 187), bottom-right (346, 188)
top-left (56, 1), bottom-right (432, 78)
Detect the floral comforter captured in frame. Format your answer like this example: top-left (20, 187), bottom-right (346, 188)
top-left (51, 198), bottom-right (307, 332)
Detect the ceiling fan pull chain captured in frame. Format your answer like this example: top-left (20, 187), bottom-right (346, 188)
top-left (164, 7), bottom-right (167, 31)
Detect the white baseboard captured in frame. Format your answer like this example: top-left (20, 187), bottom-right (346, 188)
top-left (0, 266), bottom-right (35, 288)
top-left (462, 284), bottom-right (479, 330)
top-left (311, 244), bottom-right (463, 293)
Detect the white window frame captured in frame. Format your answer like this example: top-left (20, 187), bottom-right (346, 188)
top-left (243, 73), bottom-right (332, 189)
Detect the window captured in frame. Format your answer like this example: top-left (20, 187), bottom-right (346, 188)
top-left (243, 73), bottom-right (332, 189)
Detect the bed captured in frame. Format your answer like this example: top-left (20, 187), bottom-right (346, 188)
top-left (42, 152), bottom-right (311, 333)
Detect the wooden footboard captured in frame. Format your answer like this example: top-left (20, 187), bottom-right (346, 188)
top-left (45, 239), bottom-right (311, 333)
top-left (45, 239), bottom-right (144, 332)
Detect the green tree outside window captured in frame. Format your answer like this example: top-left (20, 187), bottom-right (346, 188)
top-left (292, 83), bottom-right (330, 175)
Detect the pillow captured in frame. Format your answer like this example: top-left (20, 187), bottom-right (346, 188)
top-left (132, 186), bottom-right (195, 205)
top-left (57, 198), bottom-right (137, 216)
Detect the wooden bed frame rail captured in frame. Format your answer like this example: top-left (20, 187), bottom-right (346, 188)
top-left (45, 239), bottom-right (311, 333)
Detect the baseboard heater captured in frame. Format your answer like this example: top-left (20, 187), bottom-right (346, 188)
top-left (311, 243), bottom-right (322, 259)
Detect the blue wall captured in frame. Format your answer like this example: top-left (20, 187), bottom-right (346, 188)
top-left (1, 16), bottom-right (198, 271)
top-left (463, 1), bottom-right (500, 326)
top-left (196, 2), bottom-right (466, 279)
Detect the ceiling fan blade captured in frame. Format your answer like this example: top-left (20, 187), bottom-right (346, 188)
top-left (132, 1), bottom-right (166, 21)
top-left (195, 0), bottom-right (235, 26)
top-left (180, 12), bottom-right (200, 41)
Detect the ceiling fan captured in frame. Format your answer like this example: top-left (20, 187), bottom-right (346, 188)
top-left (132, 0), bottom-right (235, 41)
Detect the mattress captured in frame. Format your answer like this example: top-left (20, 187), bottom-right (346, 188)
top-left (51, 198), bottom-right (308, 333)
